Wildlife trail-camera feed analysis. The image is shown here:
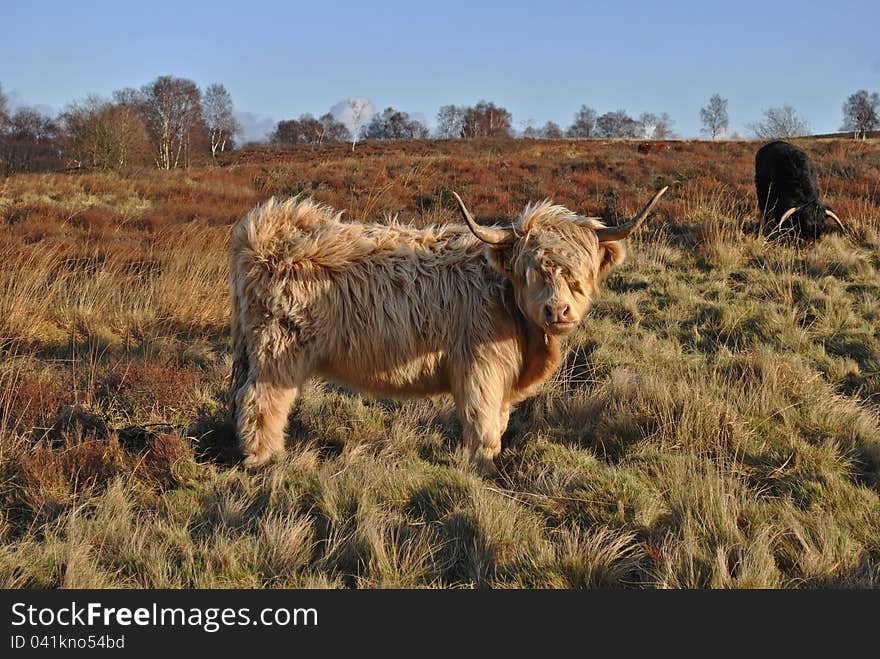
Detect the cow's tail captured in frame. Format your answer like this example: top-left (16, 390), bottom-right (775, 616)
top-left (227, 195), bottom-right (339, 423)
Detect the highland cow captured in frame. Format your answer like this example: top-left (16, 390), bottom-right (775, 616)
top-left (228, 187), bottom-right (668, 473)
top-left (755, 140), bottom-right (845, 239)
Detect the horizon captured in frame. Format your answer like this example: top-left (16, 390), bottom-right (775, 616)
top-left (3, 0), bottom-right (879, 141)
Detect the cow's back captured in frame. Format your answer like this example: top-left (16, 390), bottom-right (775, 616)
top-left (755, 141), bottom-right (821, 218)
top-left (230, 198), bottom-right (521, 398)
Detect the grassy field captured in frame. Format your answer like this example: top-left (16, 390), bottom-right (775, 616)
top-left (1, 137), bottom-right (879, 588)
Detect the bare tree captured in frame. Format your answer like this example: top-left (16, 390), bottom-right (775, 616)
top-left (520, 122), bottom-right (541, 139)
top-left (639, 112), bottom-right (676, 139)
top-left (63, 95), bottom-right (104, 163)
top-left (566, 105), bottom-right (597, 138)
top-left (700, 94), bottom-right (729, 139)
top-left (112, 87), bottom-right (142, 107)
top-left (202, 83), bottom-right (240, 158)
top-left (541, 121), bottom-right (563, 138)
top-left (463, 101), bottom-right (513, 138)
top-left (61, 96), bottom-right (150, 170)
top-left (276, 115), bottom-right (314, 143)
top-left (333, 98), bottom-right (373, 151)
top-left (841, 89), bottom-right (880, 140)
top-left (595, 110), bottom-right (639, 138)
top-left (0, 83), bottom-right (8, 127)
top-left (1, 107), bottom-right (65, 176)
top-left (749, 105), bottom-right (809, 139)
top-left (436, 105), bottom-right (466, 138)
top-left (363, 107), bottom-right (429, 140)
top-left (139, 76), bottom-right (207, 169)
top-left (271, 115), bottom-right (319, 144)
top-left (0, 83), bottom-right (8, 174)
top-left (271, 113), bottom-right (351, 145)
top-left (318, 113), bottom-right (351, 143)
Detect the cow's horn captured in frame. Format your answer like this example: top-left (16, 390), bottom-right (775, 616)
top-left (825, 209), bottom-right (845, 232)
top-left (593, 186), bottom-right (669, 243)
top-left (452, 192), bottom-right (513, 245)
top-left (772, 206), bottom-right (800, 233)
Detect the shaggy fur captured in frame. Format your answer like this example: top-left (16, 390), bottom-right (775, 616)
top-left (228, 196), bottom-right (629, 473)
top-left (755, 140), bottom-right (841, 239)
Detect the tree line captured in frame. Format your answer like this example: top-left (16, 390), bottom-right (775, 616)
top-left (698, 91), bottom-right (880, 140)
top-left (0, 76), bottom-right (238, 176)
top-left (271, 92), bottom-right (880, 144)
top-left (1, 76), bottom-right (878, 177)
top-left (271, 101), bottom-right (676, 144)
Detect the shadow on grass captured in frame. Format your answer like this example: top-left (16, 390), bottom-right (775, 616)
top-left (186, 405), bottom-right (240, 467)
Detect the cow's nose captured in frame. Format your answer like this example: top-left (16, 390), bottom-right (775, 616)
top-left (544, 303), bottom-right (571, 323)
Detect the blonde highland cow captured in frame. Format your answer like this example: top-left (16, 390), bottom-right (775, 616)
top-left (228, 186), bottom-right (668, 474)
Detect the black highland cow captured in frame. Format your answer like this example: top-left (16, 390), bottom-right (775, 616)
top-left (754, 140), bottom-right (845, 239)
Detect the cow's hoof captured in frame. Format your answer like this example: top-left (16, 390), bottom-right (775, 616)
top-left (471, 455), bottom-right (499, 478)
top-left (242, 450), bottom-right (283, 471)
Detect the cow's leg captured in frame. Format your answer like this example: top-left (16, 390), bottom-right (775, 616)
top-left (452, 373), bottom-right (508, 476)
top-left (499, 402), bottom-right (511, 437)
top-left (234, 357), bottom-right (309, 469)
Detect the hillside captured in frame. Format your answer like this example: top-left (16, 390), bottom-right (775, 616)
top-left (1, 137), bottom-right (879, 588)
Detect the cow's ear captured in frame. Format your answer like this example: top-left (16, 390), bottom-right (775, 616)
top-left (598, 240), bottom-right (626, 278)
top-left (484, 244), bottom-right (514, 278)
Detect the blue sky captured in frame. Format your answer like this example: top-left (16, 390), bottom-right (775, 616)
top-left (2, 0), bottom-right (878, 139)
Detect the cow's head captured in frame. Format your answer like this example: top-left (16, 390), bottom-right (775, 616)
top-left (773, 202), bottom-right (845, 240)
top-left (454, 187), bottom-right (668, 336)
